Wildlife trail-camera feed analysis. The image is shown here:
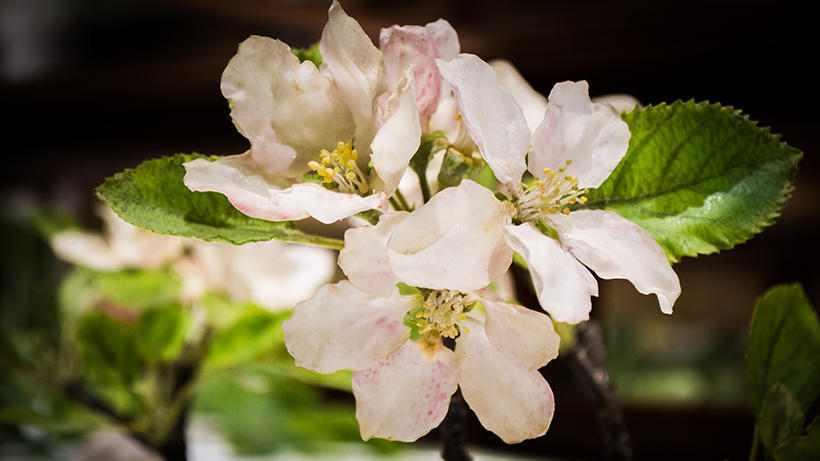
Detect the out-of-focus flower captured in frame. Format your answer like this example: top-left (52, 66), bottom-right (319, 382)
top-left (51, 203), bottom-right (184, 271)
top-left (434, 54), bottom-right (680, 324)
top-left (283, 181), bottom-right (559, 443)
top-left (183, 1), bottom-right (428, 224)
top-left (52, 204), bottom-right (335, 311)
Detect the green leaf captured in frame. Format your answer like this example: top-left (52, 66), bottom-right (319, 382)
top-left (76, 312), bottom-right (141, 386)
top-left (747, 284), bottom-right (820, 415)
top-left (774, 416), bottom-right (820, 461)
top-left (292, 43), bottom-right (322, 67)
top-left (581, 100), bottom-right (801, 262)
top-left (96, 154), bottom-right (343, 249)
top-left (759, 383), bottom-right (805, 452)
top-left (206, 307), bottom-right (287, 369)
top-left (437, 149), bottom-right (497, 191)
top-left (137, 305), bottom-right (190, 362)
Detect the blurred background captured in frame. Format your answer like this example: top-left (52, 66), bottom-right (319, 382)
top-left (1, 0), bottom-right (817, 459)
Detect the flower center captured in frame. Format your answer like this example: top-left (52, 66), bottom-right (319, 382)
top-left (307, 140), bottom-right (369, 194)
top-left (513, 160), bottom-right (588, 223)
top-left (416, 289), bottom-right (473, 339)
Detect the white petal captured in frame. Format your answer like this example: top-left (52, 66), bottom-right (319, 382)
top-left (530, 81), bottom-right (631, 189)
top-left (370, 70), bottom-right (422, 195)
top-left (225, 241), bottom-right (335, 310)
top-left (549, 209), bottom-right (680, 314)
top-left (503, 223), bottom-right (598, 324)
top-left (477, 290), bottom-right (560, 370)
top-left (424, 19), bottom-right (460, 61)
top-left (436, 54), bottom-right (529, 185)
top-left (426, 91), bottom-right (475, 153)
top-left (379, 24), bottom-right (441, 123)
top-left (387, 180), bottom-right (513, 291)
top-left (221, 36), bottom-right (354, 178)
top-left (51, 232), bottom-right (123, 270)
top-left (339, 212), bottom-right (409, 297)
top-left (282, 281), bottom-right (412, 374)
top-left (592, 94), bottom-right (642, 114)
top-left (490, 59), bottom-right (547, 134)
top-left (456, 317), bottom-right (555, 444)
top-left (269, 182), bottom-right (387, 224)
top-left (353, 340), bottom-right (458, 442)
top-left (320, 1), bottom-right (384, 151)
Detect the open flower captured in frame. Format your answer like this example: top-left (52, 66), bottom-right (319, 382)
top-left (431, 54), bottom-right (680, 324)
top-left (282, 181), bottom-right (560, 443)
top-left (183, 1), bottom-right (423, 224)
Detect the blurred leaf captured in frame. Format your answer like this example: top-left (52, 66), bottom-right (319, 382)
top-left (759, 383), bottom-right (805, 451)
top-left (774, 416), bottom-right (820, 461)
top-left (747, 284), bottom-right (820, 415)
top-left (137, 305), bottom-right (190, 362)
top-left (205, 307), bottom-right (287, 369)
top-left (581, 101), bottom-right (801, 262)
top-left (29, 210), bottom-right (80, 239)
top-left (96, 154), bottom-right (343, 248)
top-left (77, 312), bottom-right (141, 387)
top-left (292, 42), bottom-right (322, 67)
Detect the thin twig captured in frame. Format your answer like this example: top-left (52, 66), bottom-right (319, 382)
top-left (565, 320), bottom-right (633, 461)
top-left (440, 389), bottom-right (472, 461)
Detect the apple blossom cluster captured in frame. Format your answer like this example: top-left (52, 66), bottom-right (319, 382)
top-left (182, 0), bottom-right (680, 444)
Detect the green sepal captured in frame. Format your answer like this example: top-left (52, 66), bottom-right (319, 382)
top-left (437, 149), bottom-right (497, 191)
top-left (580, 100), bottom-right (801, 262)
top-left (96, 154), bottom-right (344, 249)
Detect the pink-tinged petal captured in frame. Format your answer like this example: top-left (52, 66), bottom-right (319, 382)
top-left (503, 223), bottom-right (598, 324)
top-left (221, 36), bottom-right (354, 178)
top-left (353, 340), bottom-right (458, 442)
top-left (282, 281), bottom-right (413, 374)
top-left (370, 70), bottom-right (422, 195)
top-left (379, 25), bottom-right (441, 123)
top-left (592, 94), bottom-right (642, 114)
top-left (184, 153), bottom-right (300, 222)
top-left (387, 180), bottom-right (514, 292)
top-left (476, 290), bottom-right (560, 370)
top-left (437, 54), bottom-right (530, 185)
top-left (320, 1), bottom-right (384, 151)
top-left (339, 212), bottom-right (409, 297)
top-left (456, 317), bottom-right (555, 444)
top-left (490, 59), bottom-right (547, 134)
top-left (424, 19), bottom-right (460, 61)
top-left (530, 81), bottom-right (631, 189)
top-left (549, 210), bottom-right (681, 314)
top-left (269, 182), bottom-right (387, 224)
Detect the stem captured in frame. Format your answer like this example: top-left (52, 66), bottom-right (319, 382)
top-left (156, 402), bottom-right (190, 461)
top-left (566, 320), bottom-right (633, 461)
top-left (389, 197), bottom-right (403, 211)
top-left (749, 425), bottom-right (760, 461)
top-left (416, 168), bottom-right (432, 203)
top-left (394, 188), bottom-right (412, 211)
top-left (440, 389), bottom-right (472, 461)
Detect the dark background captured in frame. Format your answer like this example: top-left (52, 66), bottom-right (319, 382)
top-left (2, 0), bottom-right (817, 459)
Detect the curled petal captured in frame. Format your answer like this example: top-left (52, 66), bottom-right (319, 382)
top-left (221, 36), bottom-right (354, 177)
top-left (184, 152), bottom-right (299, 221)
top-left (380, 25), bottom-right (441, 123)
top-left (339, 212), bottom-right (409, 297)
top-left (456, 317), bottom-right (555, 444)
top-left (424, 19), bottom-right (460, 61)
top-left (269, 183), bottom-right (386, 224)
top-left (530, 81), bottom-right (631, 189)
top-left (437, 54), bottom-right (529, 185)
top-left (490, 59), bottom-right (547, 134)
top-left (387, 180), bottom-right (514, 292)
top-left (592, 94), bottom-right (642, 114)
top-left (549, 209), bottom-right (681, 314)
top-left (503, 224), bottom-right (598, 324)
top-left (370, 70), bottom-right (422, 195)
top-left (320, 1), bottom-right (384, 151)
top-left (477, 290), bottom-right (560, 370)
top-left (353, 340), bottom-right (458, 442)
top-left (282, 281), bottom-right (412, 374)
